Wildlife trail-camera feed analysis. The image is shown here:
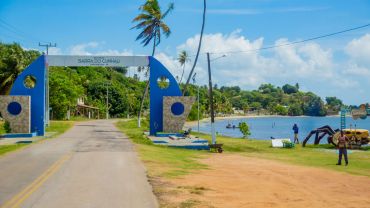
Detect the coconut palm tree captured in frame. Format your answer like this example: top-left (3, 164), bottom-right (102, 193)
top-left (132, 0), bottom-right (174, 127)
top-left (177, 50), bottom-right (190, 84)
top-left (182, 0), bottom-right (206, 95)
top-left (0, 43), bottom-right (39, 95)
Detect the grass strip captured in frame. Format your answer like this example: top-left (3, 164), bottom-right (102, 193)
top-left (115, 119), bottom-right (208, 178)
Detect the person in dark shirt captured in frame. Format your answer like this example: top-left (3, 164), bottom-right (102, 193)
top-left (292, 124), bottom-right (299, 144)
top-left (336, 131), bottom-right (349, 166)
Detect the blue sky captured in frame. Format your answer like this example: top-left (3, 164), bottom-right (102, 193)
top-left (1, 0), bottom-right (370, 104)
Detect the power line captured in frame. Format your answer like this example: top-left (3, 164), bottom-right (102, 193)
top-left (190, 23), bottom-right (370, 56)
top-left (0, 18), bottom-right (47, 44)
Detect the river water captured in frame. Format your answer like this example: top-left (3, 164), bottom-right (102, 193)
top-left (191, 116), bottom-right (370, 142)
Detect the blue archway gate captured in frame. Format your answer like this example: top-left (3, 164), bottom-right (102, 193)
top-left (9, 55), bottom-right (186, 136)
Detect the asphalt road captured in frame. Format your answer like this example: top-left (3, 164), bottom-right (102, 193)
top-left (0, 120), bottom-right (158, 208)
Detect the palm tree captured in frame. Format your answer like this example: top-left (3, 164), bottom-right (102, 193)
top-left (132, 0), bottom-right (174, 127)
top-left (0, 43), bottom-right (39, 95)
top-left (182, 0), bottom-right (206, 95)
top-left (177, 50), bottom-right (190, 84)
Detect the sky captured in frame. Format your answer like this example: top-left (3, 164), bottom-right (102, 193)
top-left (1, 0), bottom-right (370, 105)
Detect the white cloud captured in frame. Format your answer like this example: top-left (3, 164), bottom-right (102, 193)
top-left (345, 33), bottom-right (370, 66)
top-left (344, 34), bottom-right (370, 81)
top-left (69, 42), bottom-right (99, 55)
top-left (343, 62), bottom-right (370, 77)
top-left (154, 30), bottom-right (370, 104)
top-left (165, 30), bottom-right (337, 89)
top-left (46, 41), bottom-right (134, 56)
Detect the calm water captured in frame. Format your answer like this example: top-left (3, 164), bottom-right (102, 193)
top-left (192, 116), bottom-right (370, 143)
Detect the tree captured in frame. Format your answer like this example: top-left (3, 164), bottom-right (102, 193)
top-left (0, 43), bottom-right (40, 94)
top-left (303, 94), bottom-right (327, 116)
top-left (177, 50), bottom-right (190, 84)
top-left (288, 103), bottom-right (303, 116)
top-left (282, 84), bottom-right (298, 94)
top-left (49, 68), bottom-right (84, 119)
top-left (239, 122), bottom-right (251, 138)
top-left (326, 97), bottom-right (342, 108)
top-left (273, 104), bottom-right (288, 115)
top-left (132, 0), bottom-right (174, 127)
top-left (182, 0), bottom-right (206, 95)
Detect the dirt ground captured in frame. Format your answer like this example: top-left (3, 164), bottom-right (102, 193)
top-left (157, 154), bottom-right (370, 208)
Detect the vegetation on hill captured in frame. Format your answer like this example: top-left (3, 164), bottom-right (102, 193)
top-left (1, 42), bottom-right (343, 120)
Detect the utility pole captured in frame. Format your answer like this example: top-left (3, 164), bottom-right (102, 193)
top-left (38, 42), bottom-right (57, 55)
top-left (39, 42), bottom-right (56, 127)
top-left (192, 73), bottom-right (200, 133)
top-left (105, 83), bottom-right (110, 119)
top-left (207, 53), bottom-right (216, 144)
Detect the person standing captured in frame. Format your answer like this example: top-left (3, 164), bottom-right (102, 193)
top-left (292, 124), bottom-right (299, 144)
top-left (336, 131), bottom-right (349, 166)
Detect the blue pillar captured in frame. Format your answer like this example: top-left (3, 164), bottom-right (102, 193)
top-left (10, 55), bottom-right (47, 136)
top-left (149, 56), bottom-right (182, 135)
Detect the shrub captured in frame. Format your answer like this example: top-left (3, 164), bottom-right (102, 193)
top-left (239, 122), bottom-right (251, 139)
top-left (4, 120), bottom-right (11, 133)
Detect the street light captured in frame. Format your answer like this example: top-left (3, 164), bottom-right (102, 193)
top-left (207, 53), bottom-right (227, 144)
top-left (192, 73), bottom-right (200, 132)
top-left (211, 54), bottom-right (226, 62)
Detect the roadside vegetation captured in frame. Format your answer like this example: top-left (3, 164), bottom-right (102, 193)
top-left (45, 120), bottom-right (75, 137)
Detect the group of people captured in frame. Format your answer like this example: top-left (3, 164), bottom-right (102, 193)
top-left (292, 124), bottom-right (349, 166)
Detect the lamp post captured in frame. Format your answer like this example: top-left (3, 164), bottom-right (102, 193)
top-left (207, 53), bottom-right (226, 144)
top-left (192, 73), bottom-right (200, 132)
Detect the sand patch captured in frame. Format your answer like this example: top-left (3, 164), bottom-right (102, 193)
top-left (156, 154), bottom-right (370, 208)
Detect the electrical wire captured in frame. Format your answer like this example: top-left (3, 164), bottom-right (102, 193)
top-left (189, 23), bottom-right (370, 56)
top-left (0, 18), bottom-right (47, 44)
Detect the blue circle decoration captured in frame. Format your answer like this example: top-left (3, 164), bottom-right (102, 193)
top-left (171, 102), bottom-right (185, 116)
top-left (7, 102), bottom-right (22, 116)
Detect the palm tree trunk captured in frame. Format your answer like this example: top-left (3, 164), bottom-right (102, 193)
top-left (182, 0), bottom-right (206, 95)
top-left (179, 63), bottom-right (185, 84)
top-left (137, 35), bottom-right (157, 127)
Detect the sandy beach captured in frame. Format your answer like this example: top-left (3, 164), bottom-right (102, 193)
top-left (185, 114), bottom-right (277, 128)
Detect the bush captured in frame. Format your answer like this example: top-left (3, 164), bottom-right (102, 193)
top-left (239, 122), bottom-right (251, 138)
top-left (4, 120), bottom-right (11, 133)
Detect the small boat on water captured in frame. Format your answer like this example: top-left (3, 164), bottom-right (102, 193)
top-left (226, 123), bottom-right (239, 129)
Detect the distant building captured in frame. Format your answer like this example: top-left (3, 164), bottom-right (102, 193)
top-left (73, 96), bottom-right (100, 119)
top-left (232, 108), bottom-right (245, 115)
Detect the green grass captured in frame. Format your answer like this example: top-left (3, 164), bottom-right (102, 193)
top-left (45, 120), bottom-right (75, 138)
top-left (115, 120), bottom-right (208, 178)
top-left (193, 132), bottom-right (370, 177)
top-left (115, 120), bottom-right (370, 177)
top-left (0, 144), bottom-right (28, 155)
top-left (0, 121), bottom-right (6, 134)
top-left (0, 120), bottom-right (75, 156)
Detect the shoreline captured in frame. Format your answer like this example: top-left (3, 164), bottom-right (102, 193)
top-left (185, 114), bottom-right (340, 128)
